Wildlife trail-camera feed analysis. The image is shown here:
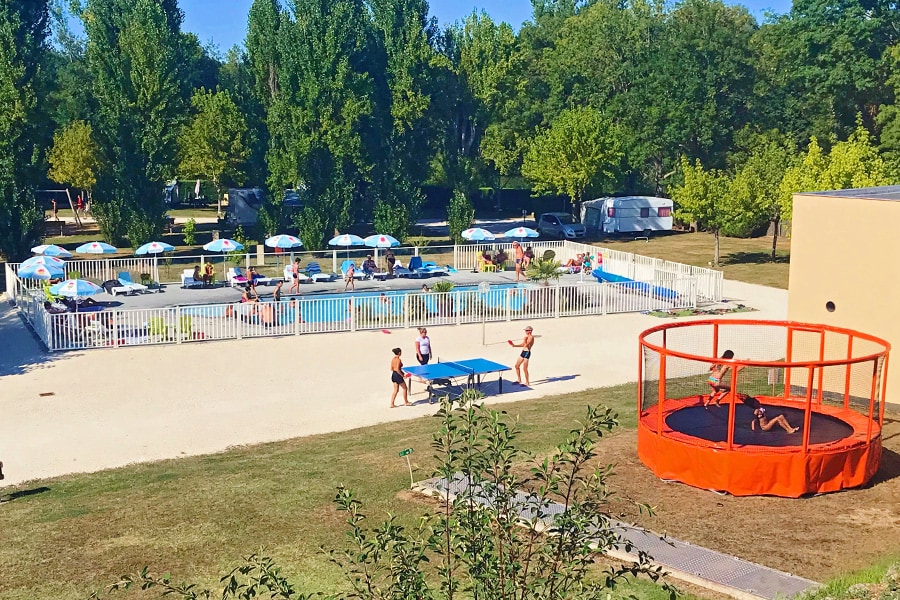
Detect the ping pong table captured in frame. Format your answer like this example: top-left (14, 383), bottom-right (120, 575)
top-left (403, 358), bottom-right (512, 402)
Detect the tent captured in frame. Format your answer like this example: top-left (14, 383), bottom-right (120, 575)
top-left (224, 188), bottom-right (265, 227)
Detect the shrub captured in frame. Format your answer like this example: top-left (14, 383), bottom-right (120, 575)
top-left (182, 218), bottom-right (196, 246)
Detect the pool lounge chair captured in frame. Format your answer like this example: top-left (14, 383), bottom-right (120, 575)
top-left (227, 267), bottom-right (248, 288)
top-left (304, 262), bottom-right (334, 283)
top-left (231, 266), bottom-right (276, 287)
top-left (181, 269), bottom-right (205, 288)
top-left (111, 271), bottom-right (148, 296)
top-left (340, 260), bottom-right (366, 281)
top-left (407, 256), bottom-right (432, 278)
top-left (392, 262), bottom-right (413, 278)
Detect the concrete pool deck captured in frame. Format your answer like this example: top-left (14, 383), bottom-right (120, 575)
top-left (0, 279), bottom-right (786, 487)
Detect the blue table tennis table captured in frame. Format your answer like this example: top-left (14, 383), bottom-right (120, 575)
top-left (403, 358), bottom-right (512, 402)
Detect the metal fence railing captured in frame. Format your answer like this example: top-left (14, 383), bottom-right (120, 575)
top-left (6, 258), bottom-right (697, 352)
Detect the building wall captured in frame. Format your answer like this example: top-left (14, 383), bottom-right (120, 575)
top-left (787, 193), bottom-right (899, 407)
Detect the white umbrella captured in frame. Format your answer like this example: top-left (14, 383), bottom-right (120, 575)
top-left (49, 279), bottom-right (103, 312)
top-left (18, 263), bottom-right (65, 280)
top-left (32, 244), bottom-right (73, 258)
top-left (461, 228), bottom-right (496, 242)
top-left (329, 233), bottom-right (365, 262)
top-left (363, 234), bottom-right (400, 248)
top-left (135, 241), bottom-right (175, 283)
top-left (503, 226), bottom-right (539, 239)
top-left (266, 234), bottom-right (304, 267)
top-left (75, 241), bottom-right (118, 254)
top-left (203, 238), bottom-right (245, 280)
top-left (21, 255), bottom-right (66, 269)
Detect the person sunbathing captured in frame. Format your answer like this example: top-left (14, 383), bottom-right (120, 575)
top-left (562, 253), bottom-right (585, 267)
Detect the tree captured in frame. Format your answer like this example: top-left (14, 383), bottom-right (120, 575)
top-left (820, 124), bottom-right (892, 190)
top-left (47, 120), bottom-right (101, 202)
top-left (246, 0), bottom-right (282, 109)
top-left (446, 189), bottom-right (474, 243)
top-left (97, 395), bottom-right (674, 600)
top-left (0, 0), bottom-right (50, 261)
top-left (521, 106), bottom-right (623, 211)
top-left (178, 88), bottom-right (250, 217)
top-left (671, 157), bottom-right (732, 266)
top-left (726, 133), bottom-right (795, 258)
top-left (83, 0), bottom-right (189, 245)
top-left (876, 44), bottom-right (900, 180)
top-left (268, 0), bottom-right (375, 249)
top-left (778, 137), bottom-right (828, 223)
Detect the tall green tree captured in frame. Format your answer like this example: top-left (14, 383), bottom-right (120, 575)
top-left (178, 88), bottom-right (250, 217)
top-left (246, 0), bottom-right (282, 109)
top-left (0, 0), bottom-right (50, 261)
top-left (671, 157), bottom-right (732, 266)
top-left (369, 0), bottom-right (437, 240)
top-left (876, 44), bottom-right (900, 179)
top-left (268, 0), bottom-right (375, 249)
top-left (47, 120), bottom-right (101, 202)
top-left (521, 106), bottom-right (623, 211)
top-left (446, 189), bottom-right (475, 243)
top-left (83, 0), bottom-right (188, 245)
top-left (778, 137), bottom-right (828, 222)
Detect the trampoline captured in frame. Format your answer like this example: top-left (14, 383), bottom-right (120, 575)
top-left (638, 319), bottom-right (890, 497)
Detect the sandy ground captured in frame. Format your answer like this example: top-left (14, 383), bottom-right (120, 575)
top-left (0, 280), bottom-right (786, 486)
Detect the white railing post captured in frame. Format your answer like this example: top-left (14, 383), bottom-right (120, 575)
top-left (506, 288), bottom-right (511, 321)
top-left (175, 306), bottom-right (182, 344)
top-left (555, 283), bottom-right (561, 318)
top-left (404, 293), bottom-right (410, 329)
top-left (332, 250), bottom-right (338, 275)
top-left (350, 297), bottom-right (356, 332)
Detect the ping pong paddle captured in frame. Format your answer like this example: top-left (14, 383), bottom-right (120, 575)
top-left (507, 340), bottom-right (514, 346)
top-left (381, 329), bottom-right (391, 334)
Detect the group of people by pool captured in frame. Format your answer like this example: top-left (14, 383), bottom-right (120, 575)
top-left (705, 350), bottom-right (800, 433)
top-left (389, 325), bottom-right (535, 408)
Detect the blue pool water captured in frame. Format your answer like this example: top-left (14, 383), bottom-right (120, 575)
top-left (181, 283), bottom-right (533, 324)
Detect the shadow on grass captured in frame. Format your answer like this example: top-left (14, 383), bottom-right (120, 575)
top-left (720, 251), bottom-right (790, 265)
top-left (0, 486), bottom-right (51, 503)
top-left (868, 447), bottom-right (900, 487)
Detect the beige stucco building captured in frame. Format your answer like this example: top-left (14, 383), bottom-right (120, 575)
top-left (788, 186), bottom-right (900, 408)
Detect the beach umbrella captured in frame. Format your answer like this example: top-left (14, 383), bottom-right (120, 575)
top-left (363, 234), bottom-right (400, 248)
top-left (31, 244), bottom-right (72, 258)
top-left (49, 279), bottom-right (103, 312)
top-left (265, 234), bottom-right (303, 249)
top-left (461, 228), bottom-right (496, 242)
top-left (503, 226), bottom-right (539, 239)
top-left (203, 238), bottom-right (244, 280)
top-left (18, 263), bottom-right (65, 280)
top-left (21, 255), bottom-right (66, 269)
top-left (329, 233), bottom-right (365, 262)
top-left (135, 241), bottom-right (176, 283)
top-left (75, 241), bottom-right (118, 254)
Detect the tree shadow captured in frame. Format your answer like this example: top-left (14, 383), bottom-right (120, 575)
top-left (719, 251), bottom-right (790, 265)
top-left (0, 486), bottom-right (51, 503)
top-left (0, 304), bottom-right (72, 377)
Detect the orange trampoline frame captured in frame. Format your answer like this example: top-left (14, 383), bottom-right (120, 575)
top-left (637, 319), bottom-right (890, 497)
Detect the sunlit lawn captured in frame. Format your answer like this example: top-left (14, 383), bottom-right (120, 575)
top-left (0, 385), bottom-right (684, 600)
top-left (592, 231), bottom-right (791, 289)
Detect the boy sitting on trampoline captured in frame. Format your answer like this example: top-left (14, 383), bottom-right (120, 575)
top-left (704, 350), bottom-right (734, 407)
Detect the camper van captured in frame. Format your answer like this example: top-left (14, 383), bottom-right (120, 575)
top-left (581, 196), bottom-right (673, 235)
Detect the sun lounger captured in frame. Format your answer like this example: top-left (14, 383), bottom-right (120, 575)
top-left (392, 263), bottom-right (413, 278)
top-left (181, 269), bottom-right (204, 289)
top-left (111, 271), bottom-right (148, 296)
top-left (227, 267), bottom-right (248, 288)
top-left (305, 262), bottom-right (334, 282)
top-left (340, 260), bottom-right (366, 281)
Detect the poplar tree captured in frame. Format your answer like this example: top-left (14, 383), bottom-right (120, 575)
top-left (83, 0), bottom-right (188, 244)
top-left (0, 1), bottom-right (49, 261)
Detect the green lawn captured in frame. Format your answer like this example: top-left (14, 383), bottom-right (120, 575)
top-left (593, 231), bottom-right (790, 289)
top-left (0, 385), bottom-right (678, 600)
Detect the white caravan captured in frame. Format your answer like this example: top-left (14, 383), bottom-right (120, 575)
top-left (581, 196), bottom-right (673, 235)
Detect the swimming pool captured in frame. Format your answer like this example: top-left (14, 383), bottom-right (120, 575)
top-left (180, 283), bottom-right (534, 324)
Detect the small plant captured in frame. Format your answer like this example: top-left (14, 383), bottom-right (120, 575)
top-left (228, 225), bottom-right (249, 266)
top-left (526, 257), bottom-right (563, 286)
top-left (447, 189), bottom-right (474, 243)
top-left (430, 280), bottom-right (455, 293)
top-left (182, 218), bottom-right (196, 246)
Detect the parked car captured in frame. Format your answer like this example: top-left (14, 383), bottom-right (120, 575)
top-left (537, 212), bottom-right (586, 239)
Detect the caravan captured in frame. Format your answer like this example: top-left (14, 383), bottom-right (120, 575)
top-left (581, 196), bottom-right (673, 235)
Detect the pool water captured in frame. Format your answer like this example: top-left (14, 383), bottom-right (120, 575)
top-left (181, 283), bottom-right (533, 324)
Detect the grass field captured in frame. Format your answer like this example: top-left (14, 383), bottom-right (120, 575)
top-left (593, 232), bottom-right (790, 289)
top-left (0, 385), bottom-right (679, 600)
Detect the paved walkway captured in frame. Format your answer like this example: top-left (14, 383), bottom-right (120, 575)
top-left (0, 280), bottom-right (786, 487)
top-left (416, 474), bottom-right (818, 600)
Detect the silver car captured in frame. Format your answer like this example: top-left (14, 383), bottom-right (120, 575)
top-left (537, 212), bottom-right (586, 239)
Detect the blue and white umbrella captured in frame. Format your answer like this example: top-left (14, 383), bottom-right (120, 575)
top-left (503, 226), bottom-right (539, 239)
top-left (265, 234), bottom-right (303, 249)
top-left (18, 263), bottom-right (65, 280)
top-left (135, 241), bottom-right (175, 255)
top-left (328, 233), bottom-right (365, 247)
top-left (363, 234), bottom-right (400, 248)
top-left (135, 241), bottom-right (175, 283)
top-left (49, 279), bottom-right (103, 312)
top-left (32, 244), bottom-right (73, 258)
top-left (203, 238), bottom-right (244, 280)
top-left (461, 227), bottom-right (496, 242)
top-left (75, 241), bottom-right (118, 254)
top-left (22, 255), bottom-right (66, 269)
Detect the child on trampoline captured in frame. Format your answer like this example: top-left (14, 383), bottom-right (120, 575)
top-left (751, 405), bottom-right (800, 433)
top-left (704, 350), bottom-right (734, 407)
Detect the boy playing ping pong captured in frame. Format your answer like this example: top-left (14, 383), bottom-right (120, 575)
top-left (508, 326), bottom-right (535, 386)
